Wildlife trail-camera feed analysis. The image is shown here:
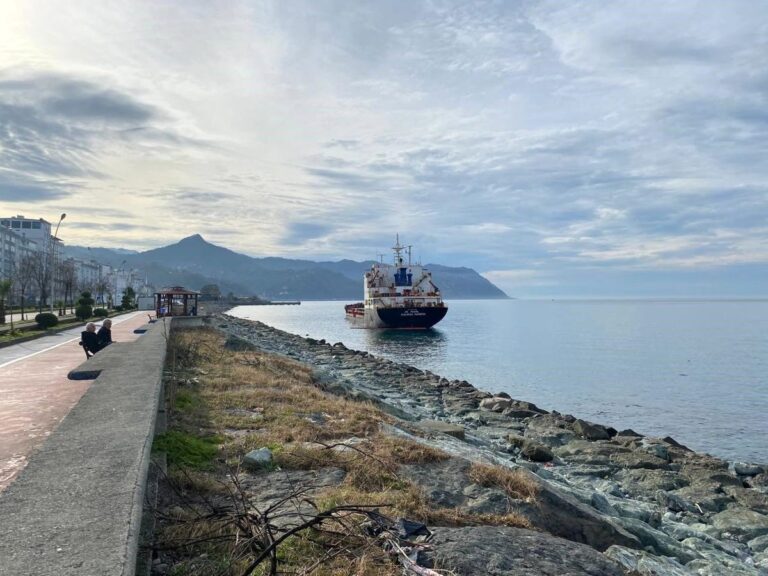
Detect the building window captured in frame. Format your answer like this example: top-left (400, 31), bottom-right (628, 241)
top-left (0, 220), bottom-right (8, 227)
top-left (22, 221), bottom-right (31, 229)
top-left (11, 221), bottom-right (20, 229)
top-left (32, 222), bottom-right (41, 229)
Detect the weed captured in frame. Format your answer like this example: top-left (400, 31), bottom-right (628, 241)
top-left (154, 430), bottom-right (222, 470)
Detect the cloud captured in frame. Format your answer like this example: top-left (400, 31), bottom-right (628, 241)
top-left (282, 222), bottom-right (333, 245)
top-left (0, 172), bottom-right (69, 201)
top-left (2, 1), bottom-right (768, 296)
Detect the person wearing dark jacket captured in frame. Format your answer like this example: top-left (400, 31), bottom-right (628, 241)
top-left (97, 319), bottom-right (113, 349)
top-left (80, 323), bottom-right (100, 357)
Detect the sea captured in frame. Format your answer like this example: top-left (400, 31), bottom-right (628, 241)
top-left (229, 299), bottom-right (768, 463)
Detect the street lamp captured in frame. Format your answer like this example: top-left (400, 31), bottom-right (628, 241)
top-left (49, 213), bottom-right (66, 313)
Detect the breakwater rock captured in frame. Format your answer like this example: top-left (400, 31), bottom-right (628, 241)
top-left (216, 314), bottom-right (768, 575)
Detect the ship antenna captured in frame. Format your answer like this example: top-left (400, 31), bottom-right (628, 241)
top-left (408, 245), bottom-right (412, 266)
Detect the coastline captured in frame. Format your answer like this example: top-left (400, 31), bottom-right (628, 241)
top-left (210, 311), bottom-right (768, 574)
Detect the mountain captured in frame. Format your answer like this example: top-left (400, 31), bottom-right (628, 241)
top-left (65, 235), bottom-right (508, 300)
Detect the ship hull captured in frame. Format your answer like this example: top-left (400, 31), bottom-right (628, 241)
top-left (376, 306), bottom-right (447, 329)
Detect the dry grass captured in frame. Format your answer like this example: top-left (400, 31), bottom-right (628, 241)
top-left (468, 462), bottom-right (540, 502)
top-left (317, 483), bottom-right (530, 529)
top-left (156, 328), bottom-right (535, 575)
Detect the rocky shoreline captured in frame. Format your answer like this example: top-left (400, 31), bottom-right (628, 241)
top-left (214, 313), bottom-right (768, 575)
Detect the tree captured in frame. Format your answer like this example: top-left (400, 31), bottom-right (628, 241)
top-left (16, 255), bottom-right (36, 321)
top-left (121, 286), bottom-right (136, 310)
top-left (0, 279), bottom-right (12, 327)
top-left (200, 284), bottom-right (221, 300)
top-left (75, 290), bottom-right (95, 321)
top-left (31, 252), bottom-right (51, 313)
top-left (94, 278), bottom-right (108, 307)
top-left (59, 260), bottom-right (77, 315)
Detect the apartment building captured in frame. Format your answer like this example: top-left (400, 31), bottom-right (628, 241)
top-left (0, 216), bottom-right (53, 254)
top-left (0, 224), bottom-right (38, 281)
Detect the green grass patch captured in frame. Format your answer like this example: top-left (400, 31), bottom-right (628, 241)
top-left (175, 389), bottom-right (201, 411)
top-left (154, 430), bottom-right (222, 470)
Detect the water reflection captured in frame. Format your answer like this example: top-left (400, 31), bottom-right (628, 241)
top-left (363, 328), bottom-right (448, 364)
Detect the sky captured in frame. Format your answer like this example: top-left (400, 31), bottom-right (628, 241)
top-left (0, 0), bottom-right (767, 297)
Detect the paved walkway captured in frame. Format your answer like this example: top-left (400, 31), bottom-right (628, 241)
top-left (0, 311), bottom-right (149, 491)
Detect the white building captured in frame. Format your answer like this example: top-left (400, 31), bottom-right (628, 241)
top-left (1, 215), bottom-right (63, 306)
top-left (0, 225), bottom-right (38, 281)
top-left (0, 216), bottom-right (53, 254)
top-left (72, 258), bottom-right (102, 292)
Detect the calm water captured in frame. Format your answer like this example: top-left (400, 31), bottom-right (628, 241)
top-left (230, 300), bottom-right (768, 462)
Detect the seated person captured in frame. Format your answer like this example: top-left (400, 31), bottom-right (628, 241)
top-left (80, 323), bottom-right (100, 357)
top-left (97, 319), bottom-right (113, 349)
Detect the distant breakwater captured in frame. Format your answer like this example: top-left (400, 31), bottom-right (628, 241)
top-left (214, 313), bottom-right (768, 574)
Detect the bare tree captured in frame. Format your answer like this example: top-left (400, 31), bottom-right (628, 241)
top-left (94, 278), bottom-right (109, 307)
top-left (15, 255), bottom-right (36, 321)
top-left (60, 260), bottom-right (77, 315)
top-left (0, 278), bottom-right (12, 326)
top-left (31, 252), bottom-right (51, 313)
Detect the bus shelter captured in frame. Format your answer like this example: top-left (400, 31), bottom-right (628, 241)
top-left (155, 286), bottom-right (200, 317)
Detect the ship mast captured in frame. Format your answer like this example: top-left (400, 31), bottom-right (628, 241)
top-left (392, 234), bottom-right (405, 266)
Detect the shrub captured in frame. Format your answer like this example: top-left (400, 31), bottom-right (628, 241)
top-left (35, 312), bottom-right (59, 329)
top-left (75, 305), bottom-right (93, 321)
top-left (93, 307), bottom-right (109, 317)
top-left (77, 291), bottom-right (95, 307)
top-left (113, 305), bottom-right (124, 312)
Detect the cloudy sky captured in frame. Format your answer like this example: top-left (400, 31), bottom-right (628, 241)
top-left (1, 0), bottom-right (767, 297)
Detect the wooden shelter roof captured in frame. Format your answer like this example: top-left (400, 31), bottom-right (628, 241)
top-left (154, 286), bottom-right (200, 296)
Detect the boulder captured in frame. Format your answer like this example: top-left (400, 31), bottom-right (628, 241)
top-left (400, 458), bottom-right (641, 552)
top-left (507, 434), bottom-right (553, 462)
top-left (723, 484), bottom-right (768, 513)
top-left (747, 533), bottom-right (768, 553)
top-left (711, 508), bottom-right (768, 542)
top-left (521, 441), bottom-right (554, 463)
top-left (479, 397), bottom-right (513, 412)
top-left (755, 551), bottom-right (768, 571)
top-left (613, 516), bottom-right (700, 563)
top-left (590, 492), bottom-right (618, 517)
top-left (573, 419), bottom-right (611, 441)
top-left (610, 451), bottom-right (669, 470)
top-left (733, 462), bottom-right (764, 477)
top-left (641, 439), bottom-right (670, 462)
top-left (243, 447), bottom-right (273, 470)
top-left (417, 419), bottom-right (466, 440)
top-left (516, 472), bottom-right (642, 551)
top-left (615, 429), bottom-right (643, 438)
top-left (603, 545), bottom-right (692, 576)
top-left (686, 557), bottom-right (764, 575)
top-left (656, 490), bottom-right (697, 513)
top-left (427, 526), bottom-right (626, 575)
top-left (670, 483), bottom-right (735, 513)
top-left (749, 472), bottom-right (768, 490)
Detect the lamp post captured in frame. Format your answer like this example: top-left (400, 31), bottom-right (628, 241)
top-left (49, 213), bottom-right (66, 313)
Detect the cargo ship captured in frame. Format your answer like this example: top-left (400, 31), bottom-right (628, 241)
top-left (345, 237), bottom-right (448, 329)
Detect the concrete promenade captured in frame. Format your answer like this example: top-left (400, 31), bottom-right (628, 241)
top-left (0, 311), bottom-right (148, 491)
top-left (0, 314), bottom-right (171, 576)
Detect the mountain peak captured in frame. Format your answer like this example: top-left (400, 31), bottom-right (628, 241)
top-left (179, 234), bottom-right (207, 244)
